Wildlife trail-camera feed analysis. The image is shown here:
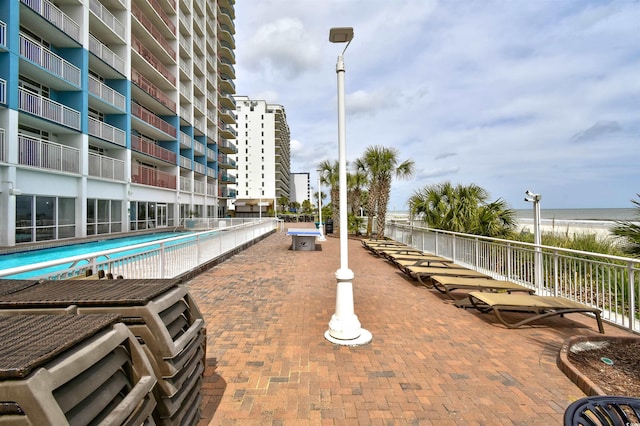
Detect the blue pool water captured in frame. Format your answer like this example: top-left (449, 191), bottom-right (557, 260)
top-left (0, 232), bottom-right (195, 279)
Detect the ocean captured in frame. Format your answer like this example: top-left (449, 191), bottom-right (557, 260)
top-left (387, 208), bottom-right (637, 238)
top-left (513, 208), bottom-right (636, 222)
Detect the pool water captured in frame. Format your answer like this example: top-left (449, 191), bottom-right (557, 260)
top-left (0, 232), bottom-right (194, 279)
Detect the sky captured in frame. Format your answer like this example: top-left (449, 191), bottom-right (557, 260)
top-left (232, 0), bottom-right (639, 210)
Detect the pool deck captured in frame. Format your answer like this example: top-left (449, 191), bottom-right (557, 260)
top-left (186, 223), bottom-right (636, 425)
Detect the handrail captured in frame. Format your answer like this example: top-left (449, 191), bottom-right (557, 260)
top-left (386, 222), bottom-right (640, 334)
top-left (0, 219), bottom-right (277, 280)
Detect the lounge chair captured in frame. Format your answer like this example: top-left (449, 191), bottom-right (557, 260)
top-left (374, 247), bottom-right (425, 258)
top-left (392, 258), bottom-right (453, 274)
top-left (464, 291), bottom-right (604, 333)
top-left (429, 275), bottom-right (535, 299)
top-left (404, 265), bottom-right (490, 285)
top-left (564, 395), bottom-right (640, 426)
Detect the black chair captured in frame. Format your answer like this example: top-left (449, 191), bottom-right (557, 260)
top-left (564, 396), bottom-right (640, 426)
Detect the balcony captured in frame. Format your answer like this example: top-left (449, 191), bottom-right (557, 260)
top-left (131, 69), bottom-right (176, 112)
top-left (89, 0), bottom-right (125, 42)
top-left (131, 101), bottom-right (177, 138)
top-left (218, 57), bottom-right (235, 78)
top-left (89, 34), bottom-right (126, 75)
top-left (0, 129), bottom-right (5, 163)
top-left (131, 3), bottom-right (176, 61)
top-left (194, 180), bottom-right (205, 194)
top-left (221, 174), bottom-right (236, 184)
top-left (18, 133), bottom-right (80, 174)
top-left (219, 107), bottom-right (236, 124)
top-left (219, 93), bottom-right (236, 110)
top-left (131, 36), bottom-right (176, 86)
top-left (131, 163), bottom-right (176, 189)
top-left (218, 122), bottom-right (236, 139)
top-left (88, 75), bottom-right (126, 111)
top-left (179, 155), bottom-right (191, 169)
top-left (19, 88), bottom-right (80, 130)
top-left (206, 147), bottom-right (216, 161)
top-left (179, 176), bottom-right (191, 191)
top-left (0, 78), bottom-right (5, 105)
top-left (131, 135), bottom-right (176, 164)
top-left (193, 140), bottom-right (205, 155)
top-left (193, 162), bottom-right (205, 176)
top-left (88, 117), bottom-right (126, 146)
top-left (0, 20), bottom-right (6, 50)
top-left (20, 0), bottom-right (81, 44)
top-left (218, 137), bottom-right (237, 154)
top-left (217, 154), bottom-right (235, 169)
top-left (217, 40), bottom-right (235, 63)
top-left (217, 23), bottom-right (235, 48)
top-left (88, 152), bottom-right (125, 181)
top-left (20, 33), bottom-right (81, 88)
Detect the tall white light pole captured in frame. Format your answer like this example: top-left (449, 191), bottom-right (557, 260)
top-left (317, 171), bottom-right (326, 241)
top-left (325, 27), bottom-right (371, 346)
top-left (525, 190), bottom-right (543, 293)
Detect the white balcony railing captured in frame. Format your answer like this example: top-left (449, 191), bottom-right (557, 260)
top-left (179, 176), bottom-right (191, 191)
top-left (20, 0), bottom-right (81, 43)
top-left (20, 33), bottom-right (81, 87)
top-left (207, 183), bottom-right (215, 195)
top-left (0, 78), bottom-right (5, 104)
top-left (193, 140), bottom-right (205, 155)
top-left (18, 133), bottom-right (80, 173)
top-left (19, 88), bottom-right (81, 130)
top-left (88, 75), bottom-right (126, 110)
top-left (0, 129), bottom-right (5, 163)
top-left (194, 180), bottom-right (205, 194)
top-left (89, 0), bottom-right (125, 40)
top-left (0, 20), bottom-right (6, 48)
top-left (88, 152), bottom-right (125, 181)
top-left (179, 156), bottom-right (191, 169)
top-left (386, 222), bottom-right (640, 335)
top-left (193, 162), bottom-right (205, 175)
top-left (88, 117), bottom-right (126, 146)
top-left (89, 34), bottom-right (126, 75)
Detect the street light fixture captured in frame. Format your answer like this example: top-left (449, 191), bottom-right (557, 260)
top-left (524, 190), bottom-right (543, 293)
top-left (317, 171), bottom-right (326, 242)
top-left (325, 27), bottom-right (371, 346)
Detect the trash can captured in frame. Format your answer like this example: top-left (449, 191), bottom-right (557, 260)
top-left (325, 218), bottom-right (334, 234)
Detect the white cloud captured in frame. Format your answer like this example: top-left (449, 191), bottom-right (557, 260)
top-left (234, 0), bottom-right (640, 210)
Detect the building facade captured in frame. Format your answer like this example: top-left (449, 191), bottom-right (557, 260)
top-left (0, 0), bottom-right (236, 247)
top-left (290, 172), bottom-right (310, 208)
top-left (232, 96), bottom-right (290, 217)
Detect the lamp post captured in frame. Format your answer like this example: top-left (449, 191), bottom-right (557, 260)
top-left (325, 27), bottom-right (371, 346)
top-left (525, 190), bottom-right (543, 293)
top-left (317, 171), bottom-right (326, 241)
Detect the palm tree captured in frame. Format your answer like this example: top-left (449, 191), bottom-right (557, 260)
top-left (318, 160), bottom-right (340, 230)
top-left (409, 181), bottom-right (516, 238)
top-left (347, 167), bottom-right (368, 217)
top-left (359, 146), bottom-right (414, 238)
top-left (612, 194), bottom-right (640, 257)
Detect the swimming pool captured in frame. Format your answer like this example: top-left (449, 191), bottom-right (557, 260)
top-left (0, 232), bottom-right (194, 279)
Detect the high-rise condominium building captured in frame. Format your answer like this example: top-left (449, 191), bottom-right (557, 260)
top-left (0, 0), bottom-right (237, 247)
top-left (232, 96), bottom-right (290, 217)
top-left (290, 172), bottom-right (310, 207)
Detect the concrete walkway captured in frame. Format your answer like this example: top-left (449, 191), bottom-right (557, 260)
top-left (187, 224), bottom-right (634, 425)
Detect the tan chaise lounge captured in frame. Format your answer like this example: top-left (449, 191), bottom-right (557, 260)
top-left (375, 247), bottom-right (425, 258)
top-left (429, 275), bottom-right (535, 299)
top-left (392, 258), bottom-right (453, 274)
top-left (464, 291), bottom-right (605, 333)
top-left (405, 265), bottom-right (490, 284)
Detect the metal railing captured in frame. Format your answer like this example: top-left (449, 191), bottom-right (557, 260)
top-left (19, 88), bottom-right (81, 130)
top-left (18, 133), bottom-right (80, 173)
top-left (386, 222), bottom-right (640, 334)
top-left (0, 220), bottom-right (277, 281)
top-left (88, 152), bottom-right (125, 181)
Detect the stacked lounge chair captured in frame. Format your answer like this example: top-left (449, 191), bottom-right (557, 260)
top-left (0, 279), bottom-right (206, 425)
top-left (0, 314), bottom-right (157, 424)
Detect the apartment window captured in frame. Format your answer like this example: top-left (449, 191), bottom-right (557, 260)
top-left (15, 195), bottom-right (76, 243)
top-left (87, 198), bottom-right (122, 235)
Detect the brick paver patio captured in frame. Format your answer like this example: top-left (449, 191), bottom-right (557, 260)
top-left (187, 224), bottom-right (635, 425)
